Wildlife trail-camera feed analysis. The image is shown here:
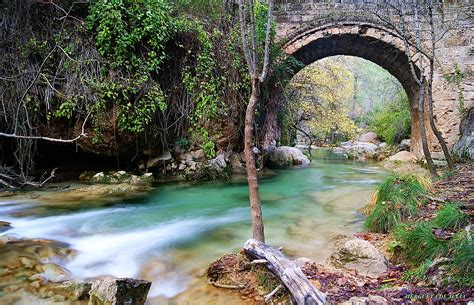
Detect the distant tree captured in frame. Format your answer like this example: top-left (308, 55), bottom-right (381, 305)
top-left (286, 59), bottom-right (360, 145)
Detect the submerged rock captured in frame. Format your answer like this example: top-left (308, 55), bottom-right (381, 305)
top-left (266, 146), bottom-right (310, 168)
top-left (0, 221), bottom-right (12, 233)
top-left (39, 184), bottom-right (152, 205)
top-left (89, 278), bottom-right (151, 305)
top-left (328, 238), bottom-right (388, 278)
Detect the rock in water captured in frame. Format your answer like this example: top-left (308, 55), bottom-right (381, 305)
top-left (266, 146), bottom-right (310, 168)
top-left (89, 278), bottom-right (151, 305)
top-left (328, 238), bottom-right (388, 278)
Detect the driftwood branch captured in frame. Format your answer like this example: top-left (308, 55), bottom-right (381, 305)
top-left (244, 239), bottom-right (326, 305)
top-left (265, 284), bottom-right (283, 302)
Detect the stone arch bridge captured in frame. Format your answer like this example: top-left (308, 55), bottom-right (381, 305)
top-left (264, 0), bottom-right (473, 158)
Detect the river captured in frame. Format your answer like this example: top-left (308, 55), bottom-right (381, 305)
top-left (0, 149), bottom-right (386, 303)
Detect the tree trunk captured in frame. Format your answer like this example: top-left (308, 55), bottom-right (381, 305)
top-left (244, 239), bottom-right (326, 304)
top-left (418, 82), bottom-right (437, 178)
top-left (244, 77), bottom-right (265, 242)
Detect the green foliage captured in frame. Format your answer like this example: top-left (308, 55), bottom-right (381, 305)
top-left (448, 230), bottom-right (474, 286)
top-left (286, 58), bottom-right (361, 144)
top-left (401, 259), bottom-right (432, 283)
top-left (395, 222), bottom-right (449, 265)
top-left (365, 174), bottom-right (428, 233)
top-left (434, 203), bottom-right (469, 229)
top-left (53, 100), bottom-right (76, 119)
top-left (87, 0), bottom-right (176, 134)
top-left (182, 24), bottom-right (226, 158)
top-left (87, 0), bottom-right (175, 72)
top-left (175, 137), bottom-right (190, 150)
top-left (396, 222), bottom-right (473, 288)
top-left (118, 84), bottom-right (167, 133)
top-left (366, 90), bottom-right (411, 144)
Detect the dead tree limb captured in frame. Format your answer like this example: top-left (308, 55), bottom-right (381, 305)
top-left (244, 239), bottom-right (326, 305)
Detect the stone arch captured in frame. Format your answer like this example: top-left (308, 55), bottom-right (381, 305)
top-left (280, 22), bottom-right (426, 154)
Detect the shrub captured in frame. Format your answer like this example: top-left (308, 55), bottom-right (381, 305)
top-left (364, 174), bottom-right (428, 233)
top-left (367, 90), bottom-right (411, 144)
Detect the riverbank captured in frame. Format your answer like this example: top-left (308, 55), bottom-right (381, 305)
top-left (208, 162), bottom-right (473, 303)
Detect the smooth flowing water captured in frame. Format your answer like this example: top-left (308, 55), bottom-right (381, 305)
top-left (0, 149), bottom-right (386, 303)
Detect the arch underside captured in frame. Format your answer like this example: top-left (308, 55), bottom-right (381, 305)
top-left (283, 25), bottom-right (425, 154)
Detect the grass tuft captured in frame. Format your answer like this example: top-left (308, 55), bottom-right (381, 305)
top-left (394, 222), bottom-right (448, 265)
top-left (401, 259), bottom-right (432, 283)
top-left (447, 230), bottom-right (474, 286)
top-left (433, 203), bottom-right (469, 229)
top-left (364, 173), bottom-right (428, 233)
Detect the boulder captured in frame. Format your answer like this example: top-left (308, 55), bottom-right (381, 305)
top-left (91, 172), bottom-right (106, 183)
top-left (210, 153), bottom-right (227, 169)
top-left (328, 238), bottom-right (388, 278)
top-left (358, 132), bottom-right (381, 144)
top-left (266, 146), bottom-right (310, 168)
top-left (57, 280), bottom-right (92, 301)
top-left (399, 139), bottom-right (412, 151)
top-left (340, 141), bottom-right (379, 160)
top-left (87, 172), bottom-right (153, 185)
top-left (378, 142), bottom-right (388, 149)
top-left (190, 149), bottom-right (206, 161)
top-left (388, 151), bottom-right (416, 162)
top-left (453, 107), bottom-right (474, 160)
top-left (229, 153), bottom-right (246, 174)
top-left (89, 278), bottom-right (151, 305)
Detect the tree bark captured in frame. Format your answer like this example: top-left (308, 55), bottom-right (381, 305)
top-left (413, 0), bottom-right (437, 178)
top-left (418, 82), bottom-right (437, 178)
top-left (244, 77), bottom-right (265, 242)
top-left (244, 239), bottom-right (326, 304)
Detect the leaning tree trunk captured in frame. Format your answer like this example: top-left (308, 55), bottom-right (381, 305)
top-left (244, 77), bottom-right (265, 242)
top-left (418, 81), bottom-right (437, 178)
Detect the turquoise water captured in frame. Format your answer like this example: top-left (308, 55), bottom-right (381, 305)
top-left (0, 149), bottom-right (386, 301)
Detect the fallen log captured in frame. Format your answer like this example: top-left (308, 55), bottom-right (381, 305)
top-left (244, 239), bottom-right (326, 305)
